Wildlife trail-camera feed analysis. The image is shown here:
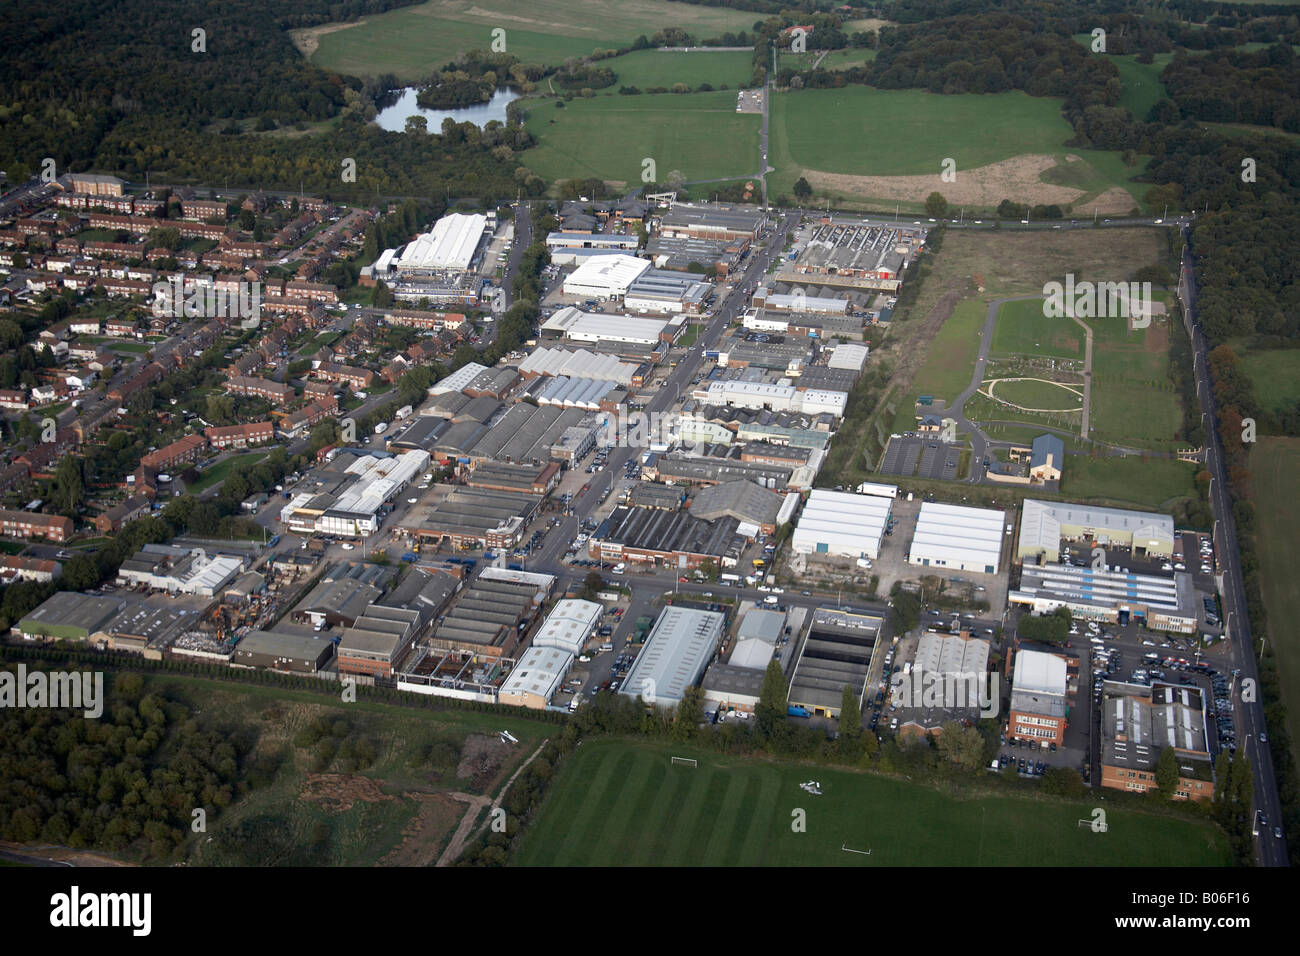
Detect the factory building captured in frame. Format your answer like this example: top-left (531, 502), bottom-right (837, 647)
top-left (908, 502), bottom-right (1006, 574)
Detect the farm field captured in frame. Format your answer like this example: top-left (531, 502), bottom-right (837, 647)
top-left (1239, 348), bottom-right (1300, 416)
top-left (1060, 454), bottom-right (1198, 510)
top-left (990, 297), bottom-right (1085, 360)
top-left (519, 91), bottom-right (760, 186)
top-left (602, 49), bottom-right (753, 90)
top-left (766, 88), bottom-right (1147, 212)
top-left (1251, 438), bottom-right (1300, 771)
top-left (294, 0), bottom-right (756, 82)
top-left (514, 739), bottom-right (1231, 865)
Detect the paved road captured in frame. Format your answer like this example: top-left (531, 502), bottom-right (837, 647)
top-left (1178, 235), bottom-right (1287, 867)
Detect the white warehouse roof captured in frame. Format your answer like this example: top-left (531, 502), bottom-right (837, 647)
top-left (827, 343), bottom-right (870, 371)
top-left (792, 488), bottom-right (892, 560)
top-left (499, 645), bottom-right (573, 705)
top-left (430, 361), bottom-right (488, 395)
top-left (518, 346), bottom-right (635, 384)
top-left (561, 254), bottom-right (651, 297)
top-left (1013, 648), bottom-right (1069, 696)
top-left (397, 213), bottom-right (486, 271)
top-left (542, 307), bottom-right (669, 345)
top-left (531, 598), bottom-right (602, 655)
top-left (910, 501), bottom-right (1006, 573)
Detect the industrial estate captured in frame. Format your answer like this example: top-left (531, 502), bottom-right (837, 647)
top-left (0, 0), bottom-right (1293, 881)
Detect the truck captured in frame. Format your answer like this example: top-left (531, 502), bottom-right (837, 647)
top-left (788, 705), bottom-right (811, 718)
top-left (401, 552), bottom-right (419, 563)
top-left (394, 405), bottom-right (413, 420)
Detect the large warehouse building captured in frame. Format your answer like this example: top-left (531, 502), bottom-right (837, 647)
top-left (792, 489), bottom-right (892, 560)
top-left (909, 501), bottom-right (1006, 574)
top-left (498, 644), bottom-right (573, 710)
top-left (1017, 499), bottom-right (1175, 564)
top-left (389, 213), bottom-right (487, 273)
top-left (561, 253), bottom-right (651, 299)
top-left (541, 307), bottom-right (677, 346)
top-left (619, 605), bottom-right (725, 707)
top-left (1010, 564), bottom-right (1199, 633)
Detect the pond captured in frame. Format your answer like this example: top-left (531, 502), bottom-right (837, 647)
top-left (374, 87), bottom-right (520, 132)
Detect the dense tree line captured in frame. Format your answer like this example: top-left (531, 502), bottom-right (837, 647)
top-left (0, 670), bottom-right (252, 860)
top-left (1161, 44), bottom-right (1300, 132)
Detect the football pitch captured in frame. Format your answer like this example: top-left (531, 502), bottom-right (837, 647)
top-left (513, 740), bottom-right (1230, 866)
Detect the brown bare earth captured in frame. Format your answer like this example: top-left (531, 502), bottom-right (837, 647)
top-left (378, 793), bottom-right (463, 866)
top-left (0, 841), bottom-right (135, 867)
top-left (299, 773), bottom-right (396, 812)
top-left (803, 155), bottom-right (1137, 213)
top-left (457, 733), bottom-right (512, 791)
top-left (290, 20), bottom-right (368, 59)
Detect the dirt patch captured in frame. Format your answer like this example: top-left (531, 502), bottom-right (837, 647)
top-left (1086, 187), bottom-right (1140, 216)
top-left (377, 793), bottom-right (462, 866)
top-left (0, 841), bottom-right (135, 867)
top-left (804, 154), bottom-right (1083, 207)
top-left (289, 20), bottom-right (368, 59)
top-left (457, 734), bottom-right (511, 791)
top-left (300, 773), bottom-right (396, 812)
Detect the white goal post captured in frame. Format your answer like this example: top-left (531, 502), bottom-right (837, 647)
top-left (671, 756), bottom-right (697, 767)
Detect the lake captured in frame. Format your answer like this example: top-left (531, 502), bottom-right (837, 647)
top-left (374, 87), bottom-right (520, 132)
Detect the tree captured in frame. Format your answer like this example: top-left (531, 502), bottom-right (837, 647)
top-left (1154, 745), bottom-right (1180, 799)
top-left (935, 721), bottom-right (985, 771)
top-left (793, 177), bottom-right (813, 201)
top-left (755, 659), bottom-right (789, 736)
top-left (924, 192), bottom-right (949, 219)
top-left (671, 686), bottom-right (704, 742)
top-left (838, 685), bottom-right (862, 759)
top-left (580, 571), bottom-right (603, 600)
top-left (52, 455), bottom-right (86, 517)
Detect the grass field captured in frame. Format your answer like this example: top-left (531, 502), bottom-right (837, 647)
top-left (603, 49), bottom-right (753, 90)
top-left (1112, 53), bottom-right (1173, 120)
top-left (515, 739), bottom-right (1230, 865)
top-left (1060, 454), bottom-right (1198, 510)
top-left (989, 378), bottom-right (1082, 411)
top-left (187, 451), bottom-right (269, 493)
top-left (772, 88), bottom-right (1072, 177)
top-left (1240, 348), bottom-right (1300, 416)
top-left (889, 298), bottom-right (986, 433)
top-left (520, 91), bottom-right (760, 185)
top-left (1251, 438), bottom-right (1300, 771)
top-left (779, 48), bottom-right (877, 72)
top-left (990, 297), bottom-right (1085, 359)
top-left (296, 0), bottom-right (756, 82)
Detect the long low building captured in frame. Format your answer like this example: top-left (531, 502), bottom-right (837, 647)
top-left (792, 489), bottom-right (892, 560)
top-left (561, 254), bottom-right (651, 299)
top-left (1018, 499), bottom-right (1175, 564)
top-left (498, 645), bottom-right (574, 710)
top-left (401, 486), bottom-right (539, 550)
top-left (1010, 564), bottom-right (1199, 633)
top-left (787, 607), bottom-right (883, 717)
top-left (530, 599), bottom-right (603, 655)
top-left (619, 605), bottom-right (726, 707)
top-left (234, 630), bottom-right (336, 674)
top-left (590, 505), bottom-right (739, 570)
top-left (117, 544), bottom-right (245, 597)
top-left (909, 501), bottom-right (1006, 574)
top-left (541, 307), bottom-right (677, 346)
top-left (1100, 681), bottom-right (1213, 802)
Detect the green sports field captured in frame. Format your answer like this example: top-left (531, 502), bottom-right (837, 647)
top-left (514, 740), bottom-right (1230, 865)
top-left (296, 0), bottom-right (756, 82)
top-left (519, 91), bottom-right (760, 185)
top-left (603, 49), bottom-right (754, 91)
